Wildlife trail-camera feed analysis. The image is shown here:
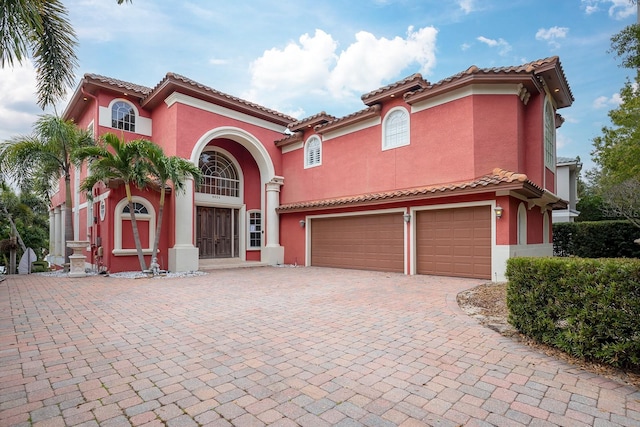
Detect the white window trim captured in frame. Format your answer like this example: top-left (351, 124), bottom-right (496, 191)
top-left (98, 99), bottom-right (152, 136)
top-left (544, 98), bottom-right (555, 170)
top-left (247, 209), bottom-right (262, 250)
top-left (517, 203), bottom-right (527, 245)
top-left (382, 106), bottom-right (410, 151)
top-left (110, 99), bottom-right (137, 132)
top-left (304, 135), bottom-right (322, 169)
top-left (195, 147), bottom-right (244, 205)
top-left (543, 210), bottom-right (550, 244)
top-left (113, 196), bottom-right (156, 256)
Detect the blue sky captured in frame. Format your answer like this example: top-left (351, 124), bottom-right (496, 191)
top-left (0, 0), bottom-right (637, 175)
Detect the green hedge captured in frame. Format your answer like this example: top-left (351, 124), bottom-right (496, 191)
top-left (506, 257), bottom-right (640, 369)
top-left (553, 220), bottom-right (640, 258)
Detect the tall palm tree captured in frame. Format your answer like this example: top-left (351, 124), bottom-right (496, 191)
top-left (73, 133), bottom-right (157, 271)
top-left (1, 0), bottom-right (132, 109)
top-left (145, 148), bottom-right (201, 273)
top-left (0, 114), bottom-right (94, 265)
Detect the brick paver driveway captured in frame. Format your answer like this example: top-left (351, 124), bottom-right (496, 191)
top-left (1, 267), bottom-right (639, 427)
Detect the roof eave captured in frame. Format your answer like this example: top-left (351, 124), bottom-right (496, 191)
top-left (405, 73), bottom-right (541, 105)
top-left (141, 76), bottom-right (293, 126)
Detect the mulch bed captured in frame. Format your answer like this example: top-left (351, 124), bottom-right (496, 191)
top-left (457, 282), bottom-right (640, 389)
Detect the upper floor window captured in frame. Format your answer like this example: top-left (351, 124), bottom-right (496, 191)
top-left (112, 101), bottom-right (136, 132)
top-left (383, 107), bottom-right (409, 150)
top-left (198, 151), bottom-right (240, 197)
top-left (544, 98), bottom-right (555, 169)
top-left (305, 136), bottom-right (322, 168)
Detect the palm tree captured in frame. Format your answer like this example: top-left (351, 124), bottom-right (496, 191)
top-left (0, 114), bottom-right (94, 265)
top-left (145, 148), bottom-right (201, 273)
top-left (73, 133), bottom-right (157, 271)
top-left (1, 0), bottom-right (132, 109)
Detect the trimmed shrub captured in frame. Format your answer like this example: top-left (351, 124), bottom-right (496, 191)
top-left (506, 257), bottom-right (640, 369)
top-left (553, 220), bottom-right (640, 258)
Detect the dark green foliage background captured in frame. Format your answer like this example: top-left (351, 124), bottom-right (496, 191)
top-left (553, 221), bottom-right (640, 258)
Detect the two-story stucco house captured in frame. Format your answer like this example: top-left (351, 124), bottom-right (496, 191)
top-left (48, 56), bottom-right (572, 281)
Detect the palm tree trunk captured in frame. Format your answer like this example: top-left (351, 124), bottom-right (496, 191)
top-left (150, 187), bottom-right (165, 272)
top-left (64, 175), bottom-right (74, 267)
top-left (125, 183), bottom-right (147, 271)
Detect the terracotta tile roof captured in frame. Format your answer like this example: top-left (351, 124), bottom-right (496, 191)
top-left (405, 56), bottom-right (574, 107)
top-left (84, 74), bottom-right (153, 96)
top-left (140, 73), bottom-right (297, 123)
top-left (314, 105), bottom-right (382, 134)
top-left (277, 168), bottom-right (541, 212)
top-left (288, 112), bottom-right (337, 132)
top-left (361, 73), bottom-right (429, 106)
top-left (274, 131), bottom-right (304, 147)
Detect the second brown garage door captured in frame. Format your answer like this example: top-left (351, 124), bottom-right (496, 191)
top-left (311, 213), bottom-right (404, 273)
top-left (416, 206), bottom-right (491, 279)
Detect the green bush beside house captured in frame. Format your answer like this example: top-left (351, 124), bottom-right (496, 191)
top-left (506, 257), bottom-right (640, 369)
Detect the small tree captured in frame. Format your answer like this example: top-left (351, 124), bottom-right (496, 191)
top-left (0, 115), bottom-right (94, 265)
top-left (145, 149), bottom-right (201, 273)
top-left (74, 133), bottom-right (157, 271)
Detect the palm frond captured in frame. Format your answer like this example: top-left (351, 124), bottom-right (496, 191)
top-left (0, 0), bottom-right (42, 66)
top-left (30, 0), bottom-right (78, 108)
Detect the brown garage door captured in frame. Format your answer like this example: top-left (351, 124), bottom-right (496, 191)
top-left (416, 206), bottom-right (491, 279)
top-left (311, 214), bottom-right (404, 273)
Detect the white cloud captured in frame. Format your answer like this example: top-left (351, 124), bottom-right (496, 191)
top-left (328, 26), bottom-right (437, 98)
top-left (0, 61), bottom-right (41, 142)
top-left (593, 92), bottom-right (623, 109)
top-left (581, 0), bottom-right (637, 19)
top-left (460, 42), bottom-right (471, 51)
top-left (208, 58), bottom-right (230, 66)
top-left (556, 131), bottom-right (570, 149)
top-left (244, 26), bottom-right (438, 110)
top-left (458, 0), bottom-right (475, 14)
top-left (476, 36), bottom-right (512, 56)
top-left (535, 26), bottom-right (569, 49)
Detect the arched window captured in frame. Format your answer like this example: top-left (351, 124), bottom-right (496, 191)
top-left (383, 107), bottom-right (410, 150)
top-left (517, 203), bottom-right (527, 245)
top-left (113, 197), bottom-right (155, 255)
top-left (198, 151), bottom-right (240, 197)
top-left (544, 98), bottom-right (555, 169)
top-left (305, 136), bottom-right (322, 168)
top-left (112, 101), bottom-right (136, 132)
top-left (543, 211), bottom-right (550, 244)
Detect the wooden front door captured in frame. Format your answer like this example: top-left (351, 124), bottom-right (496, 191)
top-left (197, 207), bottom-right (234, 258)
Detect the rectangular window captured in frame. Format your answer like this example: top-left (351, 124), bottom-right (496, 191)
top-left (248, 211), bottom-right (262, 249)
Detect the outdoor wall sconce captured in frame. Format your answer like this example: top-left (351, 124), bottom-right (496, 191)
top-left (403, 213), bottom-right (411, 223)
top-left (494, 205), bottom-right (504, 219)
top-left (299, 220), bottom-right (306, 228)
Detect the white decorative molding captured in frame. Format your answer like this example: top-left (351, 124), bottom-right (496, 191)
top-left (165, 93), bottom-right (286, 133)
top-left (411, 83), bottom-right (523, 113)
top-left (321, 116), bottom-right (381, 141)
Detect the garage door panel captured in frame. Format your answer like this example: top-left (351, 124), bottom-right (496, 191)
top-left (416, 206), bottom-right (491, 279)
top-left (311, 214), bottom-right (404, 273)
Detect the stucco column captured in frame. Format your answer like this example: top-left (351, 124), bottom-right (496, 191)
top-left (169, 178), bottom-right (199, 272)
top-left (262, 176), bottom-right (284, 265)
top-left (48, 209), bottom-right (55, 257)
top-left (54, 207), bottom-right (62, 261)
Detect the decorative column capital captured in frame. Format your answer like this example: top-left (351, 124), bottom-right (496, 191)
top-left (266, 176), bottom-right (284, 192)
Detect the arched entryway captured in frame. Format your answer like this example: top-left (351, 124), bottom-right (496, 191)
top-left (195, 148), bottom-right (244, 259)
top-left (168, 127), bottom-right (284, 272)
